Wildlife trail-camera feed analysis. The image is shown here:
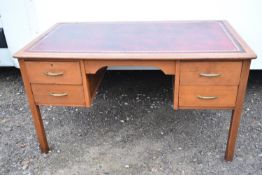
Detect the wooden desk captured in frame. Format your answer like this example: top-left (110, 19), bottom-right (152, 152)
top-left (14, 21), bottom-right (256, 161)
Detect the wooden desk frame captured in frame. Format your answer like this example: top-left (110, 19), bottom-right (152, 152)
top-left (15, 21), bottom-right (256, 161)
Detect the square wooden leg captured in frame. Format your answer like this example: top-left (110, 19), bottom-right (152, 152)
top-left (19, 59), bottom-right (49, 153)
top-left (30, 104), bottom-right (49, 153)
top-left (225, 109), bottom-right (241, 161)
top-left (225, 60), bottom-right (251, 161)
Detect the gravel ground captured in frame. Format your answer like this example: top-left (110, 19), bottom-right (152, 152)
top-left (0, 68), bottom-right (262, 175)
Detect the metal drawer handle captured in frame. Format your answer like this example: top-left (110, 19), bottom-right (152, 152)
top-left (197, 95), bottom-right (218, 100)
top-left (199, 73), bottom-right (221, 77)
top-left (44, 71), bottom-right (64, 76)
top-left (48, 92), bottom-right (68, 97)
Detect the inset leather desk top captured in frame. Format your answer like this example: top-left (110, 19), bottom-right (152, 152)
top-left (15, 21), bottom-right (256, 59)
top-left (29, 21), bottom-right (242, 53)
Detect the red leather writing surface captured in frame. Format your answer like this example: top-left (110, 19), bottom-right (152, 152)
top-left (28, 21), bottom-right (242, 53)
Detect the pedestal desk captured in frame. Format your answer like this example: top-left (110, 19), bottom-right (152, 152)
top-left (14, 21), bottom-right (256, 161)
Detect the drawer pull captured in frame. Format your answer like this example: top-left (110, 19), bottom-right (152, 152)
top-left (44, 71), bottom-right (64, 76)
top-left (48, 92), bottom-right (68, 97)
top-left (199, 73), bottom-right (221, 77)
top-left (197, 95), bottom-right (218, 100)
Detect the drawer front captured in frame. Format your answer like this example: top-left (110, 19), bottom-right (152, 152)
top-left (180, 61), bottom-right (242, 85)
top-left (31, 84), bottom-right (85, 106)
top-left (25, 61), bottom-right (82, 84)
top-left (179, 86), bottom-right (238, 108)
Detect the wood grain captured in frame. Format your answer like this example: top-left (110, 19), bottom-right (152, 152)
top-left (80, 60), bottom-right (91, 107)
top-left (81, 60), bottom-right (107, 106)
top-left (84, 60), bottom-right (176, 75)
top-left (13, 21), bottom-right (256, 60)
top-left (179, 85), bottom-right (238, 108)
top-left (88, 68), bottom-right (107, 103)
top-left (31, 84), bottom-right (85, 106)
top-left (174, 61), bottom-right (180, 110)
top-left (180, 61), bottom-right (242, 85)
top-left (25, 61), bottom-right (82, 84)
top-left (18, 59), bottom-right (49, 153)
top-left (14, 21), bottom-right (255, 161)
top-left (225, 60), bottom-right (251, 161)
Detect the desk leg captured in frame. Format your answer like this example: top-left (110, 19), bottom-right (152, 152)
top-left (29, 105), bottom-right (49, 153)
top-left (225, 60), bottom-right (251, 161)
top-left (225, 109), bottom-right (241, 161)
top-left (19, 59), bottom-right (49, 153)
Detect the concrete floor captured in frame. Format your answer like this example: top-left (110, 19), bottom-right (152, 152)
top-left (0, 68), bottom-right (262, 175)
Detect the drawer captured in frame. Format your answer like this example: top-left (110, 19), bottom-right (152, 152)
top-left (31, 84), bottom-right (85, 106)
top-left (179, 86), bottom-right (238, 108)
top-left (180, 61), bottom-right (242, 85)
top-left (25, 61), bottom-right (82, 84)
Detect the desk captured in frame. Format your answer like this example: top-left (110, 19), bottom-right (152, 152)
top-left (14, 21), bottom-right (256, 161)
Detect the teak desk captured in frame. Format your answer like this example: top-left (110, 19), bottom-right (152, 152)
top-left (14, 21), bottom-right (256, 161)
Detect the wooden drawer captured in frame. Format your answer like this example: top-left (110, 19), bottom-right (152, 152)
top-left (179, 86), bottom-right (238, 108)
top-left (180, 61), bottom-right (242, 85)
top-left (25, 61), bottom-right (82, 84)
top-left (31, 84), bottom-right (85, 106)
